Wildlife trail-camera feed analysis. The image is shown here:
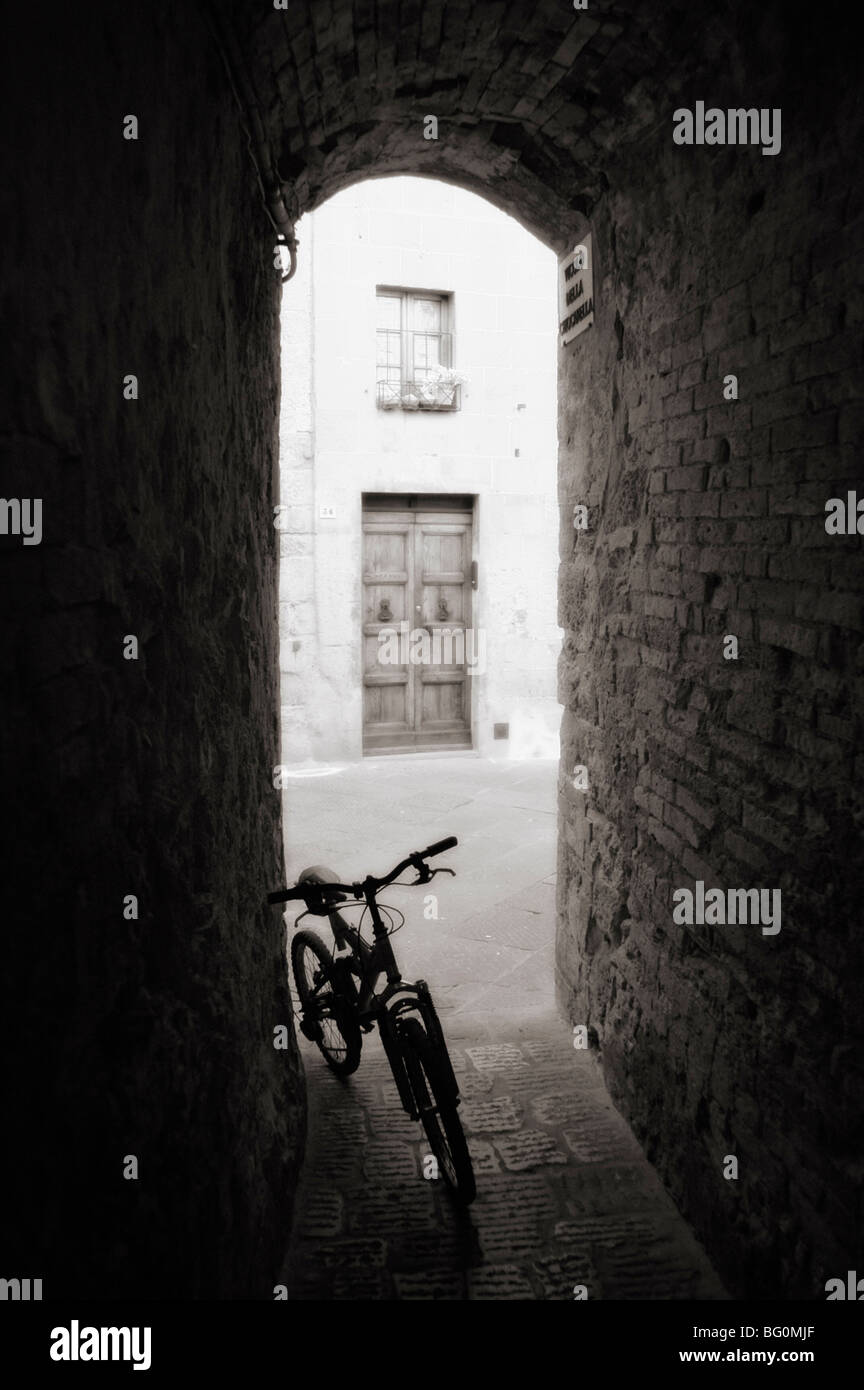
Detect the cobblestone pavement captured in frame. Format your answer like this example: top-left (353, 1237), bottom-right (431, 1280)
top-left (278, 756), bottom-right (726, 1300)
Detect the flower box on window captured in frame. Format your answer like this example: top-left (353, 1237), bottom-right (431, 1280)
top-left (376, 369), bottom-right (466, 412)
top-left (377, 380), bottom-right (402, 409)
top-left (416, 381), bottom-right (456, 408)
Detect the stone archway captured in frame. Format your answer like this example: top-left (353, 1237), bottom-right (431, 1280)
top-left (4, 0), bottom-right (861, 1299)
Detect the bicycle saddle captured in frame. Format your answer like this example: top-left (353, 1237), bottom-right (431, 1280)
top-left (298, 864), bottom-right (342, 885)
top-left (297, 865), bottom-right (350, 907)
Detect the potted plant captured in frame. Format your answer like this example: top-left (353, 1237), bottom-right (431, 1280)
top-left (419, 366), bottom-right (468, 407)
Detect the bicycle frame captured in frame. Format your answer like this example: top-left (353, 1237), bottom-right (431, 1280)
top-left (317, 879), bottom-right (461, 1111)
top-left (325, 891), bottom-right (398, 1016)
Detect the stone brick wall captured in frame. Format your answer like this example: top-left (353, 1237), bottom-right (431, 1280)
top-left (2, 2), bottom-right (304, 1297)
top-left (556, 23), bottom-right (864, 1297)
top-left (277, 177), bottom-right (561, 765)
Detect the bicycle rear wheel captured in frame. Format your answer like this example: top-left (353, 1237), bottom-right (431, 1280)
top-left (399, 1017), bottom-right (476, 1204)
top-left (291, 929), bottom-right (362, 1076)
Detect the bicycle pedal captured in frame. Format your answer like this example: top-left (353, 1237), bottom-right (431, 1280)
top-left (299, 1017), bottom-right (321, 1042)
top-left (359, 1021), bottom-right (374, 1034)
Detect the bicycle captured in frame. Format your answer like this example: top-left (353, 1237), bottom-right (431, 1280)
top-left (267, 835), bottom-right (476, 1204)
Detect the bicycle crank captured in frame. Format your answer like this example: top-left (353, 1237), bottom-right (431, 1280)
top-left (299, 1015), bottom-right (321, 1042)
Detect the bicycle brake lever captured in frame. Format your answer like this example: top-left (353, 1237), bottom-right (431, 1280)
top-left (405, 866), bottom-right (455, 887)
top-left (421, 866), bottom-right (455, 882)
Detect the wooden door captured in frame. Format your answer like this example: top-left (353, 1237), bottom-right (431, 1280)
top-left (362, 503), bottom-right (473, 753)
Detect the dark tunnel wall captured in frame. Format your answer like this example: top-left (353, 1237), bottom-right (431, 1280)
top-left (1, 3), bottom-right (304, 1297)
top-left (2, 0), bottom-right (861, 1300)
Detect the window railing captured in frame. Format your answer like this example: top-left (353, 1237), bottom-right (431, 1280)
top-left (376, 330), bottom-right (461, 410)
top-left (377, 378), bottom-right (461, 411)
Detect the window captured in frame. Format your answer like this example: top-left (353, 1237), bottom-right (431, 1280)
top-left (376, 289), bottom-right (460, 410)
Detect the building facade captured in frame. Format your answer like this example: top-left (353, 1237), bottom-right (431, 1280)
top-left (278, 175), bottom-right (561, 763)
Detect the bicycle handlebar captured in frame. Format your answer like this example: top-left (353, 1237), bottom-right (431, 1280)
top-left (422, 835), bottom-right (458, 857)
top-left (266, 836), bottom-right (458, 907)
top-left (266, 886), bottom-right (306, 905)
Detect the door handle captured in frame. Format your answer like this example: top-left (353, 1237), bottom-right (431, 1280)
top-left (471, 560), bottom-right (478, 589)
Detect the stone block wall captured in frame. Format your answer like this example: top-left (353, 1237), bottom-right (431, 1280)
top-left (276, 177), bottom-right (561, 765)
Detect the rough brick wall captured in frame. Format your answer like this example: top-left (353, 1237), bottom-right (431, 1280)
top-left (238, 0), bottom-right (704, 244)
top-left (1, 2), bottom-right (304, 1297)
top-left (556, 17), bottom-right (864, 1298)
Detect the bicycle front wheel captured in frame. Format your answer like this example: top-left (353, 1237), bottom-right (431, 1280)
top-left (291, 929), bottom-right (361, 1077)
top-left (399, 1017), bottom-right (476, 1204)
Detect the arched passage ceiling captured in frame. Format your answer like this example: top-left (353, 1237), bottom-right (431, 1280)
top-left (218, 0), bottom-right (801, 252)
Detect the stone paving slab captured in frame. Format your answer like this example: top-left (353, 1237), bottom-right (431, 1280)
top-left (279, 757), bottom-right (727, 1301)
top-left (280, 1022), bottom-right (727, 1301)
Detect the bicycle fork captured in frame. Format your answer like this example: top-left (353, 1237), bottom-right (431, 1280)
top-left (379, 988), bottom-right (461, 1119)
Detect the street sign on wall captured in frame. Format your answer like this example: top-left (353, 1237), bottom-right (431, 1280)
top-left (559, 233), bottom-right (594, 345)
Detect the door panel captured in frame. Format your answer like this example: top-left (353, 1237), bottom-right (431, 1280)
top-left (363, 504), bottom-right (473, 753)
top-left (362, 521), bottom-right (413, 743)
top-left (415, 521), bottom-right (470, 742)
